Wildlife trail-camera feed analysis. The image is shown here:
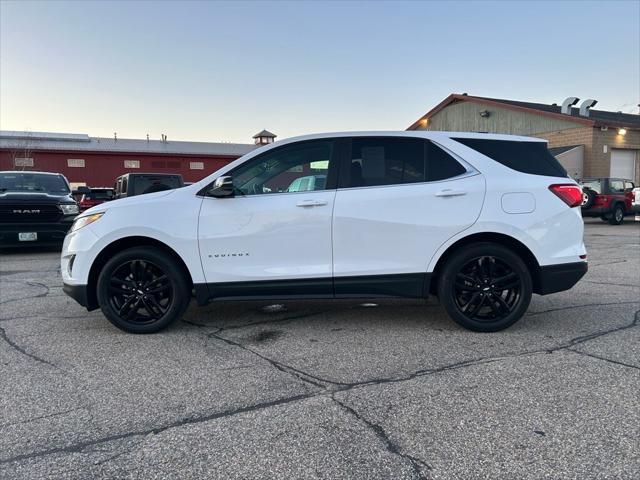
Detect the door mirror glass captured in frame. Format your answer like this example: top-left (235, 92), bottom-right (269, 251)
top-left (208, 176), bottom-right (235, 197)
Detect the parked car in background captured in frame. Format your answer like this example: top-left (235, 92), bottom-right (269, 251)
top-left (580, 177), bottom-right (635, 225)
top-left (79, 187), bottom-right (115, 211)
top-left (632, 186), bottom-right (640, 214)
top-left (62, 131), bottom-right (587, 334)
top-left (114, 173), bottom-right (184, 199)
top-left (0, 171), bottom-right (81, 247)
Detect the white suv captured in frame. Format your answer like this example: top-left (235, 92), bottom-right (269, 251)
top-left (61, 132), bottom-right (587, 333)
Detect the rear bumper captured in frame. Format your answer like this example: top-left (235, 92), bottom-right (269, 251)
top-left (536, 261), bottom-right (588, 295)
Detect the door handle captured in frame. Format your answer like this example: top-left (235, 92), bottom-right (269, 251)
top-left (435, 189), bottom-right (467, 197)
top-left (296, 199), bottom-right (328, 207)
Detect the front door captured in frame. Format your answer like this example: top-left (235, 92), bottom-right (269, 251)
top-left (198, 139), bottom-right (338, 299)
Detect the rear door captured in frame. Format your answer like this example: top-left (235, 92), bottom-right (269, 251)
top-left (332, 136), bottom-right (485, 296)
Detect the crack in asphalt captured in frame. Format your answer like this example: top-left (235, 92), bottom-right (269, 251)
top-left (527, 301), bottom-right (640, 316)
top-left (582, 280), bottom-right (640, 288)
top-left (567, 348), bottom-right (640, 371)
top-left (332, 396), bottom-right (431, 480)
top-left (208, 331), bottom-right (327, 389)
top-left (0, 393), bottom-right (316, 465)
top-left (0, 325), bottom-right (57, 367)
top-left (0, 280), bottom-right (52, 306)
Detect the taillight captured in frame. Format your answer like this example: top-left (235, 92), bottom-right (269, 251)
top-left (549, 184), bottom-right (583, 208)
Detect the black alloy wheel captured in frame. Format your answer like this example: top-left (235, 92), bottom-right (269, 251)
top-left (438, 243), bottom-right (532, 332)
top-left (453, 256), bottom-right (521, 322)
top-left (108, 259), bottom-right (173, 324)
top-left (97, 247), bottom-right (190, 333)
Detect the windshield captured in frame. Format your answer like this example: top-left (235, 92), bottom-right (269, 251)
top-left (0, 173), bottom-right (70, 194)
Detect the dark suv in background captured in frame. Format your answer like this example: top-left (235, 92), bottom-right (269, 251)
top-left (0, 171), bottom-right (81, 247)
top-left (114, 173), bottom-right (184, 199)
top-left (580, 177), bottom-right (636, 225)
top-left (78, 187), bottom-right (115, 211)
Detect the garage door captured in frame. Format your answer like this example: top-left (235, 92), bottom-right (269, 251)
top-left (610, 149), bottom-right (637, 180)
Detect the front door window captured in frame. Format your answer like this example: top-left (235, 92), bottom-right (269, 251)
top-left (232, 141), bottom-right (333, 195)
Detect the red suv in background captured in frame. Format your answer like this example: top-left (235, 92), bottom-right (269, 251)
top-left (78, 188), bottom-right (115, 211)
top-left (580, 178), bottom-right (635, 225)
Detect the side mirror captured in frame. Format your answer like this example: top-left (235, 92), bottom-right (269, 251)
top-left (208, 176), bottom-right (235, 198)
top-left (72, 186), bottom-right (91, 195)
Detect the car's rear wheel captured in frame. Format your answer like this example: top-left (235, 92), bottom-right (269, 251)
top-left (608, 204), bottom-right (625, 225)
top-left (437, 243), bottom-right (532, 332)
top-left (96, 247), bottom-right (190, 333)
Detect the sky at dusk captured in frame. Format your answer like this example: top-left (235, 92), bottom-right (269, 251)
top-left (1, 0), bottom-right (639, 144)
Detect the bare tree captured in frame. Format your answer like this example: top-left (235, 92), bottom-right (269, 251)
top-left (9, 131), bottom-right (34, 171)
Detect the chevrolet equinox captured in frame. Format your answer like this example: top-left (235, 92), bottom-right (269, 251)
top-left (62, 132), bottom-right (588, 333)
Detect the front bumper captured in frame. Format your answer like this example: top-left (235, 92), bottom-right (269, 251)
top-left (63, 282), bottom-right (98, 311)
top-left (0, 221), bottom-right (74, 247)
top-left (536, 261), bottom-right (588, 295)
top-left (63, 283), bottom-right (88, 307)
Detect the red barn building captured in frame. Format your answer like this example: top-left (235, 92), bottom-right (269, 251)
top-left (0, 130), bottom-right (276, 187)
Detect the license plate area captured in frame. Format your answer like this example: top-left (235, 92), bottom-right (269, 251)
top-left (19, 232), bottom-right (38, 242)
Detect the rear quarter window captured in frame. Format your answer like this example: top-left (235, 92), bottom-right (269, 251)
top-left (453, 138), bottom-right (568, 177)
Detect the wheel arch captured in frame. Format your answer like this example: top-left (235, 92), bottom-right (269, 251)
top-left (429, 232), bottom-right (543, 295)
top-left (85, 236), bottom-right (194, 310)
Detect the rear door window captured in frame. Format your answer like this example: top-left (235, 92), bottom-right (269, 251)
top-left (343, 137), bottom-right (467, 188)
top-left (348, 137), bottom-right (425, 187)
top-left (453, 138), bottom-right (568, 177)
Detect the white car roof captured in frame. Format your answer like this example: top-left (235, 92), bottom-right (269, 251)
top-left (273, 131), bottom-right (547, 145)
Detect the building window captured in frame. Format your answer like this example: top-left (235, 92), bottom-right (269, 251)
top-left (124, 160), bottom-right (140, 169)
top-left (189, 161), bottom-right (204, 170)
top-left (14, 157), bottom-right (34, 167)
top-left (67, 158), bottom-right (85, 168)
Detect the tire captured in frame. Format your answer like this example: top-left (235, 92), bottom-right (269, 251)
top-left (582, 189), bottom-right (596, 208)
top-left (437, 243), bottom-right (533, 332)
top-left (608, 204), bottom-right (625, 225)
top-left (96, 247), bottom-right (191, 333)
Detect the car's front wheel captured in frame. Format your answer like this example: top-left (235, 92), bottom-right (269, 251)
top-left (96, 247), bottom-right (191, 333)
top-left (437, 243), bottom-right (532, 332)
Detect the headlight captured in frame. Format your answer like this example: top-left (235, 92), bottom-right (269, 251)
top-left (60, 204), bottom-right (80, 215)
top-left (70, 213), bottom-right (104, 233)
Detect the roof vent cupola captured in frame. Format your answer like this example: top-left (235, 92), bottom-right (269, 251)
top-left (253, 130), bottom-right (276, 145)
